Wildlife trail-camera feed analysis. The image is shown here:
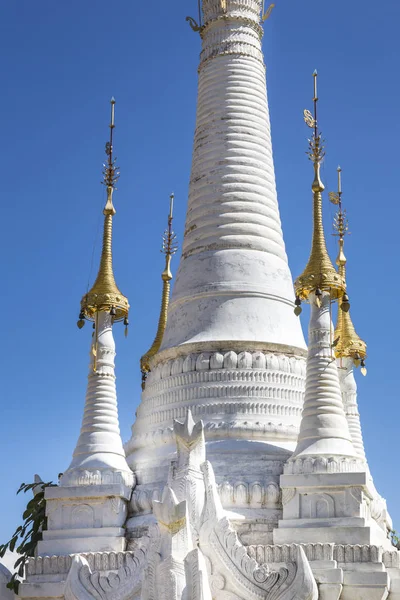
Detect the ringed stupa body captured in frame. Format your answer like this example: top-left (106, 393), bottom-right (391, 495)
top-left (125, 0), bottom-right (307, 541)
top-left (3, 2), bottom-right (400, 600)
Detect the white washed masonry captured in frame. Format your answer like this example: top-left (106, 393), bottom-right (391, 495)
top-left (1, 0), bottom-right (397, 598)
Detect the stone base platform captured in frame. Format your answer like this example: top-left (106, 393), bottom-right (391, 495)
top-left (15, 543), bottom-right (400, 600)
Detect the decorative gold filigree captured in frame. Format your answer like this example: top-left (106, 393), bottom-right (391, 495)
top-left (140, 194), bottom-right (178, 387)
top-left (329, 191), bottom-right (340, 205)
top-left (294, 72), bottom-right (345, 304)
top-left (303, 109), bottom-right (315, 129)
top-left (335, 307), bottom-right (367, 362)
top-left (79, 99), bottom-right (129, 324)
top-left (332, 167), bottom-right (367, 366)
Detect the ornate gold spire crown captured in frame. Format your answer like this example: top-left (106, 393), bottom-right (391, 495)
top-left (140, 194), bottom-right (178, 388)
top-left (77, 99), bottom-right (129, 329)
top-left (294, 71), bottom-right (345, 313)
top-left (331, 167), bottom-right (367, 373)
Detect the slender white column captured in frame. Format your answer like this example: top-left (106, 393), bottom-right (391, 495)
top-left (292, 292), bottom-right (356, 459)
top-left (337, 357), bottom-right (366, 461)
top-left (61, 311), bottom-right (133, 487)
top-left (161, 0), bottom-right (305, 350)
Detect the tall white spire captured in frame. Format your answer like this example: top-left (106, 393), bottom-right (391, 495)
top-left (61, 311), bottom-right (133, 486)
top-left (36, 100), bottom-right (134, 557)
top-left (337, 358), bottom-right (366, 460)
top-left (291, 292), bottom-right (356, 459)
top-left (289, 72), bottom-right (355, 461)
top-left (62, 98), bottom-right (132, 487)
top-left (126, 0), bottom-right (307, 536)
top-left (273, 75), bottom-right (389, 549)
top-left (331, 166), bottom-right (367, 461)
top-left (161, 0), bottom-right (305, 350)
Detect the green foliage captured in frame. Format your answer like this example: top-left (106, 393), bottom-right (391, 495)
top-left (391, 530), bottom-right (400, 550)
top-left (0, 481), bottom-right (56, 594)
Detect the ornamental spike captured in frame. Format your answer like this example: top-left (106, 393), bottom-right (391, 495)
top-left (79, 99), bottom-right (129, 325)
top-left (332, 168), bottom-right (367, 367)
top-left (140, 194), bottom-right (178, 387)
top-left (294, 72), bottom-right (345, 306)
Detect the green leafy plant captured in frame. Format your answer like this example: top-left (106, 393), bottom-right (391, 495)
top-left (391, 529), bottom-right (400, 550)
top-left (0, 480), bottom-right (56, 593)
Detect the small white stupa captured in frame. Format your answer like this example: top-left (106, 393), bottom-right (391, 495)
top-left (34, 100), bottom-right (134, 560)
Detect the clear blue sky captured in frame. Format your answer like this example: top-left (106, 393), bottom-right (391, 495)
top-left (1, 0), bottom-right (399, 543)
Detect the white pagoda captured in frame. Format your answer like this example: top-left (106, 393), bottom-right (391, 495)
top-left (3, 1), bottom-right (400, 599)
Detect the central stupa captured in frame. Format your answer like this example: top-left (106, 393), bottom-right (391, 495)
top-left (125, 0), bottom-right (307, 541)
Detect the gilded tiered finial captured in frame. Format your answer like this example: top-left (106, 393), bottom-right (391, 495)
top-left (330, 166), bottom-right (350, 312)
top-left (331, 168), bottom-right (367, 374)
top-left (294, 72), bottom-right (345, 315)
top-left (140, 194), bottom-right (178, 389)
top-left (77, 99), bottom-right (129, 330)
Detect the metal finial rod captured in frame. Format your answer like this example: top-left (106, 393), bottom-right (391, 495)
top-left (313, 70), bottom-right (318, 138)
top-left (108, 98), bottom-right (115, 176)
top-left (331, 166), bottom-right (348, 241)
top-left (103, 98), bottom-right (120, 190)
top-left (110, 97), bottom-right (115, 128)
top-left (338, 171), bottom-right (343, 238)
top-left (163, 194), bottom-right (178, 257)
top-left (337, 167), bottom-right (344, 238)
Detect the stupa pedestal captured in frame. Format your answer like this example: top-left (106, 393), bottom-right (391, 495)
top-left (274, 294), bottom-right (390, 550)
top-left (37, 483), bottom-right (131, 556)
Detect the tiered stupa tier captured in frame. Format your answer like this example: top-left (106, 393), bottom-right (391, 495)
top-left (125, 0), bottom-right (307, 540)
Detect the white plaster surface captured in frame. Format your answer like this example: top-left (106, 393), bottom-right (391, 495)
top-left (337, 357), bottom-right (366, 460)
top-left (160, 30), bottom-right (306, 350)
top-left (292, 293), bottom-right (357, 459)
top-left (61, 311), bottom-right (133, 487)
top-left (0, 563), bottom-right (13, 600)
